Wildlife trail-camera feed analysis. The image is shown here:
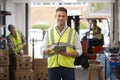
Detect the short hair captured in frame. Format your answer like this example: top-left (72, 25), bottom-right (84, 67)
top-left (8, 24), bottom-right (15, 31)
top-left (56, 7), bottom-right (67, 14)
top-left (92, 19), bottom-right (97, 23)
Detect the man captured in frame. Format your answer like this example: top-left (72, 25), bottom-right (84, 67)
top-left (6, 24), bottom-right (26, 55)
top-left (42, 7), bottom-right (82, 80)
top-left (6, 24), bottom-right (26, 80)
top-left (87, 20), bottom-right (104, 53)
top-left (89, 20), bottom-right (104, 46)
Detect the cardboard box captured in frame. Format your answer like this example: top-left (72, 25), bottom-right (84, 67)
top-left (34, 71), bottom-right (47, 80)
top-left (0, 49), bottom-right (9, 66)
top-left (0, 66), bottom-right (9, 80)
top-left (15, 55), bottom-right (32, 70)
top-left (33, 59), bottom-right (47, 71)
top-left (33, 59), bottom-right (48, 80)
top-left (15, 69), bottom-right (34, 80)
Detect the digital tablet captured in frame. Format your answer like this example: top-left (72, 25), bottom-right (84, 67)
top-left (54, 46), bottom-right (66, 53)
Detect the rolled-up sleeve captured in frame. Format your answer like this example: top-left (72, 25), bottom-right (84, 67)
top-left (6, 36), bottom-right (16, 54)
top-left (40, 32), bottom-right (48, 55)
top-left (74, 32), bottom-right (83, 56)
top-left (19, 31), bottom-right (26, 45)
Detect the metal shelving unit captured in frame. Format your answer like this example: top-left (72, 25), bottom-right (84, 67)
top-left (0, 1), bottom-right (11, 49)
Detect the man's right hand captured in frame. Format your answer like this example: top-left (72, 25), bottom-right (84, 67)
top-left (85, 31), bottom-right (90, 36)
top-left (14, 52), bottom-right (18, 55)
top-left (43, 45), bottom-right (56, 55)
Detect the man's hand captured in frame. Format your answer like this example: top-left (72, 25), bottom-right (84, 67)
top-left (43, 45), bottom-right (56, 55)
top-left (20, 49), bottom-right (24, 55)
top-left (85, 31), bottom-right (90, 36)
top-left (59, 51), bottom-right (70, 57)
top-left (59, 51), bottom-right (80, 57)
top-left (14, 52), bottom-right (18, 55)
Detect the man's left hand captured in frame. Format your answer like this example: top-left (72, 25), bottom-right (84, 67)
top-left (59, 51), bottom-right (70, 57)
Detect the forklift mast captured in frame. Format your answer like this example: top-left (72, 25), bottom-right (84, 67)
top-left (67, 16), bottom-right (80, 34)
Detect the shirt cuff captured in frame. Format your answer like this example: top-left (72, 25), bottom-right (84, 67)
top-left (76, 50), bottom-right (82, 56)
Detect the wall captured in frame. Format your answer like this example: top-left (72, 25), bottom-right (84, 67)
top-left (14, 3), bottom-right (26, 35)
top-left (5, 1), bottom-right (26, 36)
top-left (6, 1), bottom-right (16, 35)
top-left (119, 0), bottom-right (120, 41)
top-left (111, 0), bottom-right (120, 44)
top-left (30, 6), bottom-right (86, 28)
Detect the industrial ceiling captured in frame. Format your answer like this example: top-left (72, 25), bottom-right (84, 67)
top-left (8, 0), bottom-right (115, 3)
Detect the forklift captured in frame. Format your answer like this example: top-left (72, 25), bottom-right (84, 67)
top-left (67, 16), bottom-right (109, 60)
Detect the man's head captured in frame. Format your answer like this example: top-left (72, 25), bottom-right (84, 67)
top-left (8, 24), bottom-right (16, 35)
top-left (92, 19), bottom-right (97, 27)
top-left (55, 7), bottom-right (68, 27)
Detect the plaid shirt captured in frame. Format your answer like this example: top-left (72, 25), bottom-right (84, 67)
top-left (6, 31), bottom-right (26, 54)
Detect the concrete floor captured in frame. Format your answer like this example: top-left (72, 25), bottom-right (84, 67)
top-left (75, 67), bottom-right (119, 80)
top-left (75, 54), bottom-right (119, 80)
top-left (75, 54), bottom-right (104, 80)
top-left (75, 67), bottom-right (102, 80)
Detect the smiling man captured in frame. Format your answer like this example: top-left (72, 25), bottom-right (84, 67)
top-left (42, 7), bottom-right (82, 80)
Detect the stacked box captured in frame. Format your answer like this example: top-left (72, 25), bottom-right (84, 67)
top-left (15, 69), bottom-right (34, 80)
top-left (0, 49), bottom-right (9, 66)
top-left (0, 66), bottom-right (9, 80)
top-left (15, 55), bottom-right (32, 71)
top-left (14, 55), bottom-right (34, 80)
top-left (0, 49), bottom-right (9, 80)
top-left (34, 59), bottom-right (48, 80)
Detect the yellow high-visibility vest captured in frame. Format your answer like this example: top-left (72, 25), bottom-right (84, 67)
top-left (93, 26), bottom-right (102, 39)
top-left (47, 27), bottom-right (76, 68)
top-left (9, 31), bottom-right (23, 54)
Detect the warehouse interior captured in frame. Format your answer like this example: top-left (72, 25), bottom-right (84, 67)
top-left (0, 0), bottom-right (120, 80)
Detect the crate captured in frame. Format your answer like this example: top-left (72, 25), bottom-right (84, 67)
top-left (0, 49), bottom-right (9, 66)
top-left (0, 66), bottom-right (9, 80)
top-left (15, 69), bottom-right (34, 80)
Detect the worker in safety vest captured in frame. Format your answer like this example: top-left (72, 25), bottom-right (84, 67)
top-left (6, 24), bottom-right (26, 55)
top-left (6, 24), bottom-right (26, 80)
top-left (86, 20), bottom-right (104, 53)
top-left (91, 20), bottom-right (102, 40)
top-left (42, 7), bottom-right (82, 80)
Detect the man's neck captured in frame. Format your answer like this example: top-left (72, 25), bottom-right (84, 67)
top-left (11, 32), bottom-right (17, 38)
top-left (57, 25), bottom-right (65, 32)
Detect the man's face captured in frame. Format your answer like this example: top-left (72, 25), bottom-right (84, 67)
top-left (9, 26), bottom-right (16, 35)
top-left (55, 11), bottom-right (67, 26)
top-left (92, 22), bottom-right (97, 27)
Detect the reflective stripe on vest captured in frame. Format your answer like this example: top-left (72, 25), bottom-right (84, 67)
top-left (9, 31), bottom-right (23, 53)
top-left (93, 26), bottom-right (102, 39)
top-left (47, 27), bottom-right (76, 68)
